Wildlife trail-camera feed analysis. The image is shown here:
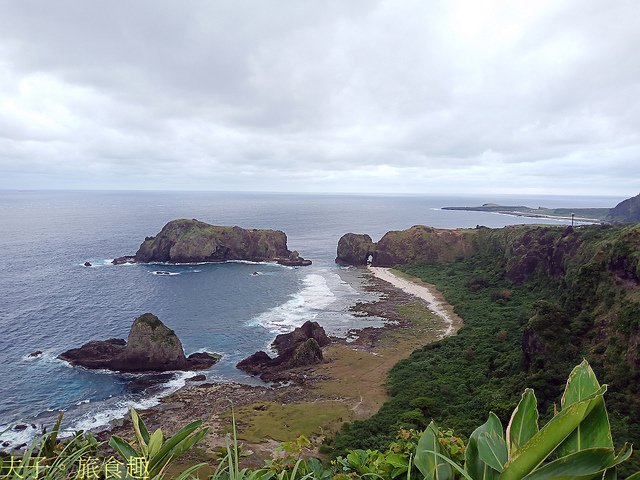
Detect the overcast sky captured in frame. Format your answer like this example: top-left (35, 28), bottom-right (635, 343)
top-left (0, 1), bottom-right (638, 196)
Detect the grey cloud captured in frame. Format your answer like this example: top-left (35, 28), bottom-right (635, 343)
top-left (0, 0), bottom-right (638, 195)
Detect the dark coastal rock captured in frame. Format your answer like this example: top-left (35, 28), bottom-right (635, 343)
top-left (27, 350), bottom-right (43, 358)
top-left (236, 322), bottom-right (330, 381)
top-left (276, 251), bottom-right (313, 267)
top-left (58, 313), bottom-right (218, 373)
top-left (112, 256), bottom-right (135, 265)
top-left (119, 219), bottom-right (311, 266)
top-left (236, 351), bottom-right (273, 376)
top-left (84, 262), bottom-right (92, 267)
top-left (186, 374), bottom-right (207, 382)
top-left (13, 424), bottom-right (28, 432)
top-left (272, 321), bottom-right (330, 354)
top-left (336, 233), bottom-right (376, 266)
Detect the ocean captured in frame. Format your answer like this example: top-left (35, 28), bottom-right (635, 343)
top-left (0, 190), bottom-right (623, 447)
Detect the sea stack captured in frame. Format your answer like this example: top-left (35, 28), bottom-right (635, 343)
top-left (58, 313), bottom-right (218, 373)
top-left (113, 219), bottom-right (311, 266)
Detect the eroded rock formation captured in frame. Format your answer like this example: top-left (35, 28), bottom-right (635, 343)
top-left (236, 321), bottom-right (330, 381)
top-left (113, 219), bottom-right (311, 266)
top-left (58, 313), bottom-right (218, 372)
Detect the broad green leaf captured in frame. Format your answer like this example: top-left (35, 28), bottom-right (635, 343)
top-left (415, 422), bottom-right (453, 480)
top-left (109, 435), bottom-right (138, 462)
top-left (521, 444), bottom-right (631, 480)
top-left (478, 431), bottom-right (508, 472)
top-left (522, 448), bottom-right (613, 480)
top-left (147, 419), bottom-right (203, 471)
top-left (506, 389), bottom-right (539, 458)
top-left (418, 449), bottom-right (474, 480)
top-left (168, 428), bottom-right (208, 462)
top-left (557, 361), bottom-right (613, 456)
top-left (561, 360), bottom-right (601, 408)
top-left (465, 414), bottom-right (502, 480)
top-left (625, 472), bottom-right (640, 480)
top-left (130, 407), bottom-right (150, 455)
top-left (499, 386), bottom-right (606, 480)
top-left (385, 452), bottom-right (409, 469)
top-left (147, 428), bottom-right (164, 458)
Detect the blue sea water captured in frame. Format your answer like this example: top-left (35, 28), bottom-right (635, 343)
top-left (0, 190), bottom-right (623, 446)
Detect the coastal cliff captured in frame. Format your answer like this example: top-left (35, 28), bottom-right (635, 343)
top-left (336, 225), bottom-right (478, 266)
top-left (114, 219), bottom-right (311, 266)
top-left (333, 223), bottom-right (640, 463)
top-left (609, 192), bottom-right (640, 223)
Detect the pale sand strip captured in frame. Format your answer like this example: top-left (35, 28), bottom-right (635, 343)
top-left (368, 266), bottom-right (462, 338)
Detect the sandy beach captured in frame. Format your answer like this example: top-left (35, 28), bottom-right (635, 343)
top-left (368, 266), bottom-right (461, 338)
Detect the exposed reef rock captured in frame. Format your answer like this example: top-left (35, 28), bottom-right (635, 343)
top-left (112, 256), bottom-right (135, 265)
top-left (236, 321), bottom-right (329, 381)
top-left (113, 219), bottom-right (311, 266)
top-left (58, 313), bottom-right (218, 373)
top-left (608, 192), bottom-right (640, 223)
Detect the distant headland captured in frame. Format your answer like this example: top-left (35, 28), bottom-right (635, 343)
top-left (441, 192), bottom-right (640, 224)
top-left (112, 218), bottom-right (312, 266)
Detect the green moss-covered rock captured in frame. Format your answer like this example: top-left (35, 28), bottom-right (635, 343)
top-left (335, 233), bottom-right (375, 265)
top-left (129, 219), bottom-right (311, 265)
top-left (375, 226), bottom-right (477, 266)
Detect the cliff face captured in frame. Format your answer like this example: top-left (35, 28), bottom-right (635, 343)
top-left (337, 223), bottom-right (640, 401)
top-left (336, 226), bottom-right (478, 266)
top-left (128, 219), bottom-right (311, 265)
top-left (608, 193), bottom-right (640, 223)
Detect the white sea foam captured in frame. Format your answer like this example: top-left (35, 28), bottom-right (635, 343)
top-left (151, 271), bottom-right (180, 276)
top-left (62, 371), bottom-right (192, 437)
top-left (249, 273), bottom-right (336, 333)
top-left (0, 371), bottom-right (194, 450)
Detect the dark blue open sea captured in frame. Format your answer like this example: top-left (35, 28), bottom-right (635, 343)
top-left (0, 191), bottom-right (623, 447)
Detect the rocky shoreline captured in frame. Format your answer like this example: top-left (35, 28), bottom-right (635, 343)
top-left (97, 267), bottom-right (462, 466)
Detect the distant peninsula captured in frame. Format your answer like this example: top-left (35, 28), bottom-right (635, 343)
top-left (113, 219), bottom-right (312, 266)
top-left (442, 192), bottom-right (640, 224)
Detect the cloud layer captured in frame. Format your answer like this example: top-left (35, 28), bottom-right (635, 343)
top-left (0, 0), bottom-right (638, 195)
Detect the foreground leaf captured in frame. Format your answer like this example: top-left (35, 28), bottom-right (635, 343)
top-left (466, 414), bottom-right (502, 480)
top-left (500, 386), bottom-right (606, 480)
top-left (557, 361), bottom-right (613, 456)
top-left (506, 389), bottom-right (539, 459)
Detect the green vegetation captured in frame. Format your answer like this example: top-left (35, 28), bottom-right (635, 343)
top-left (109, 407), bottom-right (209, 479)
top-left (228, 401), bottom-right (352, 443)
top-left (3, 361), bottom-right (639, 479)
top-left (331, 254), bottom-right (558, 453)
top-left (332, 223), bottom-right (640, 475)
